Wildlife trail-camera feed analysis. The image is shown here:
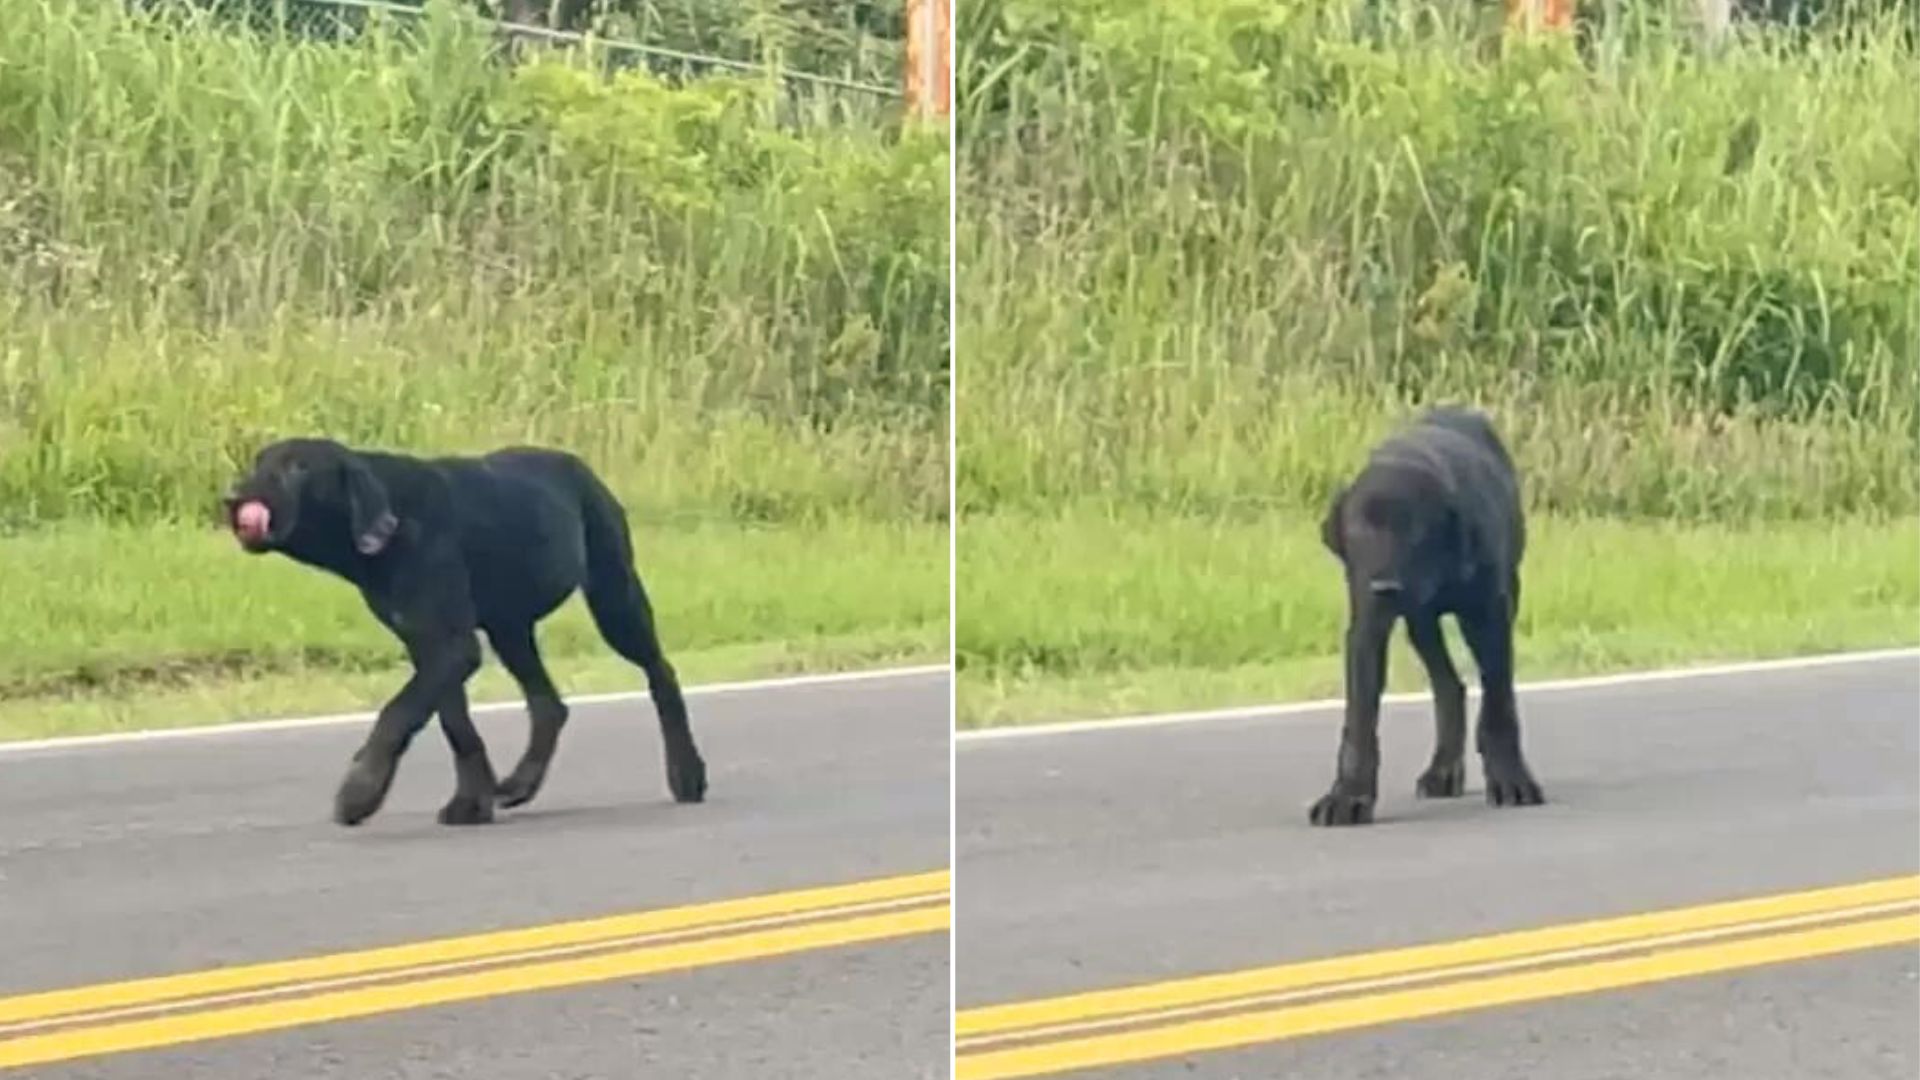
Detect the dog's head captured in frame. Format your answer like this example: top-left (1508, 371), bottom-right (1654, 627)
top-left (222, 438), bottom-right (397, 557)
top-left (1321, 463), bottom-right (1473, 612)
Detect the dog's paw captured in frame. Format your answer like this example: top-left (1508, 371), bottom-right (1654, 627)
top-left (1415, 760), bottom-right (1466, 799)
top-left (1484, 765), bottom-right (1545, 808)
top-left (667, 752), bottom-right (707, 804)
top-left (1309, 791), bottom-right (1375, 827)
top-left (495, 760), bottom-right (549, 809)
top-left (333, 754), bottom-right (398, 827)
top-left (1486, 776), bottom-right (1545, 807)
top-left (437, 793), bottom-right (495, 826)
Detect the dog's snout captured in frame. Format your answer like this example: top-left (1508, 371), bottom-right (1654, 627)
top-left (1368, 578), bottom-right (1403, 596)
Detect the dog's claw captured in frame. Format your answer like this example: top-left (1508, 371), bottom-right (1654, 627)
top-left (1416, 761), bottom-right (1466, 799)
top-left (1309, 791), bottom-right (1374, 827)
top-left (333, 753), bottom-right (398, 826)
top-left (437, 793), bottom-right (494, 826)
top-left (495, 761), bottom-right (548, 809)
top-left (668, 753), bottom-right (707, 804)
top-left (1486, 775), bottom-right (1545, 807)
top-left (1484, 756), bottom-right (1545, 806)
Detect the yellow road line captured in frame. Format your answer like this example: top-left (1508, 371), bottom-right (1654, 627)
top-left (0, 901), bottom-right (949, 1071)
top-left (957, 912), bottom-right (1920, 1080)
top-left (959, 895), bottom-right (1920, 1049)
top-left (0, 868), bottom-right (949, 1027)
top-left (957, 874), bottom-right (1920, 1039)
top-left (0, 892), bottom-right (944, 1037)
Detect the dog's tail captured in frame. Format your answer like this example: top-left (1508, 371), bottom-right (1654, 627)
top-left (575, 467), bottom-right (674, 681)
top-left (573, 461), bottom-right (704, 799)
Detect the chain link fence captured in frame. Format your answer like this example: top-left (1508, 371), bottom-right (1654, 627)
top-left (151, 0), bottom-right (903, 98)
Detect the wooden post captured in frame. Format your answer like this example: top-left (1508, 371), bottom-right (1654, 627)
top-left (905, 0), bottom-right (951, 120)
top-left (1504, 0), bottom-right (1576, 32)
top-left (1695, 0), bottom-right (1732, 43)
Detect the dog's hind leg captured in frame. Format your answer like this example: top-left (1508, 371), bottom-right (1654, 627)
top-left (578, 483), bottom-right (706, 804)
top-left (1460, 596), bottom-right (1545, 808)
top-left (487, 622), bottom-right (568, 809)
top-left (584, 569), bottom-right (707, 804)
top-left (576, 480), bottom-right (714, 799)
top-left (1406, 613), bottom-right (1467, 798)
top-left (434, 683), bottom-right (497, 825)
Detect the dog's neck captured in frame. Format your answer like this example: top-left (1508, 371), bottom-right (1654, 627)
top-left (276, 516), bottom-right (384, 584)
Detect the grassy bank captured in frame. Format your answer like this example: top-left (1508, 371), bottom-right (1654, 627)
top-left (0, 518), bottom-right (945, 740)
top-left (0, 0), bottom-right (948, 737)
top-left (957, 511), bottom-right (1917, 727)
top-left (956, 0), bottom-right (1918, 724)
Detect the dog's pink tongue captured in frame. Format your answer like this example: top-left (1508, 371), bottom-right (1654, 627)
top-left (235, 500), bottom-right (271, 542)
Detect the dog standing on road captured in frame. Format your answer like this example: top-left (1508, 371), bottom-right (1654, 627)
top-left (1313, 406), bottom-right (1544, 826)
top-left (224, 438), bottom-right (707, 827)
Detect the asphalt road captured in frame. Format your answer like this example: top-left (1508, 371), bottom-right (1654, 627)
top-left (0, 667), bottom-right (951, 1079)
top-left (956, 653), bottom-right (1920, 1079)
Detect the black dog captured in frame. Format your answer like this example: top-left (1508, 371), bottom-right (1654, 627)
top-left (223, 438), bottom-right (707, 826)
top-left (1312, 406), bottom-right (1544, 826)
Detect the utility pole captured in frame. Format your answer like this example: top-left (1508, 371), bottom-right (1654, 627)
top-left (1504, 0), bottom-right (1576, 32)
top-left (1696, 0), bottom-right (1733, 43)
top-left (905, 0), bottom-right (952, 121)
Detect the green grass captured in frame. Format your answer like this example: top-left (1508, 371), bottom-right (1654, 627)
top-left (957, 510), bottom-right (1918, 727)
top-left (0, 518), bottom-right (946, 741)
top-left (0, 0), bottom-right (946, 739)
top-left (954, 2), bottom-right (1918, 725)
top-left (0, 0), bottom-right (947, 527)
top-left (957, 3), bottom-right (1917, 522)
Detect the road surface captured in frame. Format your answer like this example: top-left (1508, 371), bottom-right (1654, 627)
top-left (955, 653), bottom-right (1920, 1079)
top-left (0, 667), bottom-right (951, 1079)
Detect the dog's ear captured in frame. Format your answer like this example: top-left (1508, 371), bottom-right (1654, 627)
top-left (341, 457), bottom-right (398, 555)
top-left (1319, 486), bottom-right (1347, 558)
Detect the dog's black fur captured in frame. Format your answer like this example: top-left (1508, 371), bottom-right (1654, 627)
top-left (223, 438), bottom-right (706, 826)
top-left (1313, 406), bottom-right (1543, 826)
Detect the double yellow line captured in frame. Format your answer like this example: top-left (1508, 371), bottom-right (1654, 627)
top-left (0, 869), bottom-right (949, 1071)
top-left (955, 875), bottom-right (1920, 1080)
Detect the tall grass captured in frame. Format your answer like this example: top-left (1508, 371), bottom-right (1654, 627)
top-left (958, 0), bottom-right (1917, 521)
top-left (955, 0), bottom-right (1917, 722)
top-left (0, 0), bottom-right (948, 528)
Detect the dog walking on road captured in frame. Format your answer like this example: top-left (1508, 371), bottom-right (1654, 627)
top-left (224, 438), bottom-right (707, 827)
top-left (1313, 406), bottom-right (1544, 826)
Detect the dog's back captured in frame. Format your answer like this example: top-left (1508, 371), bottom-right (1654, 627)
top-left (1367, 409), bottom-right (1510, 489)
top-left (1370, 406), bottom-right (1524, 569)
top-left (431, 447), bottom-right (598, 523)
top-left (1415, 405), bottom-right (1514, 473)
top-left (393, 447), bottom-right (610, 620)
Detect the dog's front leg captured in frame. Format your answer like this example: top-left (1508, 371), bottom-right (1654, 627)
top-left (335, 637), bottom-right (482, 826)
top-left (1312, 597), bottom-right (1393, 826)
top-left (433, 680), bottom-right (497, 826)
top-left (1461, 593), bottom-right (1544, 808)
top-left (1406, 612), bottom-right (1468, 798)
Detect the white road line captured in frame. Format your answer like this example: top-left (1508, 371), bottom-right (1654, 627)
top-left (0, 664), bottom-right (952, 755)
top-left (955, 647), bottom-right (1920, 744)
